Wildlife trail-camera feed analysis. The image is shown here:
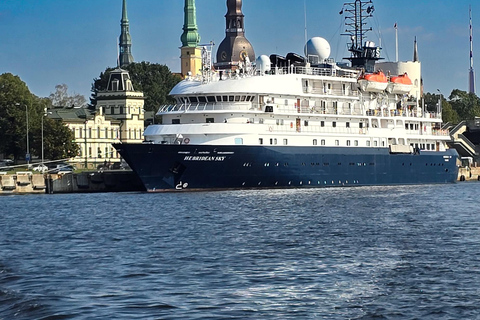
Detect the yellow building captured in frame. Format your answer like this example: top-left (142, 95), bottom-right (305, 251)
top-left (50, 68), bottom-right (144, 169)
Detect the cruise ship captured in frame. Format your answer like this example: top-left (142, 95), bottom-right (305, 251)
top-left (114, 0), bottom-right (458, 191)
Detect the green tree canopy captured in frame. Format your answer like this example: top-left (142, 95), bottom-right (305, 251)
top-left (0, 73), bottom-right (78, 162)
top-left (448, 89), bottom-right (480, 121)
top-left (90, 62), bottom-right (182, 112)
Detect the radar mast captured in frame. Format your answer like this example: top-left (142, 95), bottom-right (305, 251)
top-left (341, 0), bottom-right (382, 72)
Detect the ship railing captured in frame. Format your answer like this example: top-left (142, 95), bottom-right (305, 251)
top-left (268, 124), bottom-right (369, 135)
top-left (272, 66), bottom-right (358, 79)
top-left (158, 102), bottom-right (252, 114)
top-left (273, 105), bottom-right (365, 116)
top-left (303, 87), bottom-right (360, 96)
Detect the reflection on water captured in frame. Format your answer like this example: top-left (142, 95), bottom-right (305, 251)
top-left (1, 184), bottom-right (480, 319)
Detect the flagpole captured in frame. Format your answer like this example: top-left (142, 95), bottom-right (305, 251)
top-left (395, 22), bottom-right (398, 62)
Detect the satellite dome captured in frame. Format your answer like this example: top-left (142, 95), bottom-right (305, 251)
top-left (256, 55), bottom-right (271, 73)
top-left (304, 37), bottom-right (331, 61)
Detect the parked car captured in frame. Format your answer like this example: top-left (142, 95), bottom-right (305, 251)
top-left (33, 164), bottom-right (48, 173)
top-left (48, 163), bottom-right (75, 173)
top-left (0, 159), bottom-right (13, 171)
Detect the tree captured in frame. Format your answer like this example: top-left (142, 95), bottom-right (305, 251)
top-left (90, 62), bottom-right (182, 112)
top-left (0, 73), bottom-right (33, 161)
top-left (448, 89), bottom-right (480, 121)
top-left (0, 73), bottom-right (79, 162)
top-left (49, 83), bottom-right (87, 108)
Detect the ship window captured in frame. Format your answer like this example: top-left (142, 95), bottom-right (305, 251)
top-left (229, 96), bottom-right (234, 102)
top-left (359, 122), bottom-right (363, 129)
top-left (313, 139), bottom-right (317, 145)
top-left (382, 141), bottom-right (385, 147)
top-left (235, 138), bottom-right (243, 145)
top-left (347, 140), bottom-right (351, 146)
top-left (207, 96), bottom-right (216, 102)
top-left (259, 138), bottom-right (263, 145)
top-left (405, 123), bottom-right (409, 130)
top-left (259, 118), bottom-right (264, 124)
top-left (354, 140), bottom-right (358, 146)
top-left (270, 138), bottom-right (273, 145)
top-left (410, 124), bottom-right (414, 130)
top-left (335, 140), bottom-right (339, 146)
top-left (367, 140), bottom-right (371, 146)
top-left (374, 140), bottom-right (378, 147)
top-left (235, 96), bottom-right (240, 102)
top-left (198, 96), bottom-right (207, 103)
top-left (241, 96), bottom-right (246, 101)
top-left (223, 96), bottom-right (228, 101)
top-left (321, 121), bottom-right (325, 127)
top-left (304, 120), bottom-right (309, 126)
top-left (321, 139), bottom-right (325, 145)
top-left (206, 118), bottom-right (214, 123)
top-left (172, 119), bottom-right (180, 124)
top-left (274, 138), bottom-right (277, 145)
top-left (265, 106), bottom-right (273, 112)
top-left (427, 144), bottom-right (430, 150)
top-left (332, 122), bottom-right (337, 128)
top-left (283, 139), bottom-right (288, 145)
top-left (216, 96), bottom-right (222, 102)
top-left (346, 122), bottom-right (350, 128)
top-left (190, 96), bottom-right (198, 103)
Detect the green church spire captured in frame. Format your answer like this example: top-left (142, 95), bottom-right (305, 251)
top-left (181, 0), bottom-right (201, 47)
top-left (119, 0), bottom-right (134, 67)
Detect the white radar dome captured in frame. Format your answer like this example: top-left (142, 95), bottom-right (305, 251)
top-left (256, 55), bottom-right (271, 73)
top-left (304, 37), bottom-right (331, 61)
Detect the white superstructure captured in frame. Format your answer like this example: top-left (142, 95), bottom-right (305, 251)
top-left (145, 53), bottom-right (449, 155)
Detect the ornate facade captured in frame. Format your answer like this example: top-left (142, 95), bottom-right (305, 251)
top-left (51, 69), bottom-right (144, 169)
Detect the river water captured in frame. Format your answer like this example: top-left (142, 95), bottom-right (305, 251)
top-left (1, 183), bottom-right (480, 319)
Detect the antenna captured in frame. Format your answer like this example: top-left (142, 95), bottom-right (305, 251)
top-left (469, 5), bottom-right (476, 94)
top-left (394, 22), bottom-right (398, 62)
top-left (304, 0), bottom-right (308, 45)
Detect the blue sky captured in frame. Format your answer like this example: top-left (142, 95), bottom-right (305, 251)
top-left (0, 0), bottom-right (477, 101)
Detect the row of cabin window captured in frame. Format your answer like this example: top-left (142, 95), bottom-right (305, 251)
top-left (172, 117), bottom-right (364, 128)
top-left (405, 123), bottom-right (420, 130)
top-left (258, 138), bottom-right (382, 147)
top-left (412, 143), bottom-right (436, 150)
top-left (178, 95), bottom-right (255, 104)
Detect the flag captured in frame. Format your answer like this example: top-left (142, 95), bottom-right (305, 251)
top-left (394, 22), bottom-right (397, 29)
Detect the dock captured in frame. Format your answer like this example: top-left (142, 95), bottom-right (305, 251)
top-left (0, 170), bottom-right (144, 195)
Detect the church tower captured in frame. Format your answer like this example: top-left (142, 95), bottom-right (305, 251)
top-left (180, 0), bottom-right (202, 77)
top-left (119, 0), bottom-right (134, 67)
top-left (215, 0), bottom-right (255, 70)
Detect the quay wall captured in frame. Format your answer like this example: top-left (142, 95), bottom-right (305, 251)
top-left (458, 167), bottom-right (480, 181)
top-left (0, 171), bottom-right (145, 195)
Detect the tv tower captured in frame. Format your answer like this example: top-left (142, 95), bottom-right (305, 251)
top-left (469, 5), bottom-right (476, 94)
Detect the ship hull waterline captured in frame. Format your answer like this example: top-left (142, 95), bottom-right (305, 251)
top-left (113, 143), bottom-right (459, 192)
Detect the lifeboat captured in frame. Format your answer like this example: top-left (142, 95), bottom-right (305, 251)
top-left (358, 71), bottom-right (388, 93)
top-left (386, 73), bottom-right (413, 94)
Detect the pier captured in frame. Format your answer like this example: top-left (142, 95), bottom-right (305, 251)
top-left (0, 171), bottom-right (144, 195)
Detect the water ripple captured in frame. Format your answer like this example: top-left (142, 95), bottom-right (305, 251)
top-left (1, 184), bottom-right (480, 319)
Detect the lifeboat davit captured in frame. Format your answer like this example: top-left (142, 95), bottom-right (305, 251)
top-left (358, 71), bottom-right (388, 93)
top-left (386, 73), bottom-right (413, 94)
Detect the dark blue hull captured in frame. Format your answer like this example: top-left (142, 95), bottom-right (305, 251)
top-left (113, 144), bottom-right (459, 191)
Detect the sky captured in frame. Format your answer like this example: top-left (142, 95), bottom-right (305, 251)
top-left (0, 0), bottom-right (478, 101)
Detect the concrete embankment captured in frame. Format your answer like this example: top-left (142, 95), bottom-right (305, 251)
top-left (458, 166), bottom-right (480, 182)
top-left (0, 171), bottom-right (145, 195)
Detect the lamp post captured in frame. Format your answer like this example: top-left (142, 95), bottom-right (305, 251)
top-left (25, 104), bottom-right (30, 164)
top-left (41, 107), bottom-right (47, 166)
top-left (436, 89), bottom-right (443, 116)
